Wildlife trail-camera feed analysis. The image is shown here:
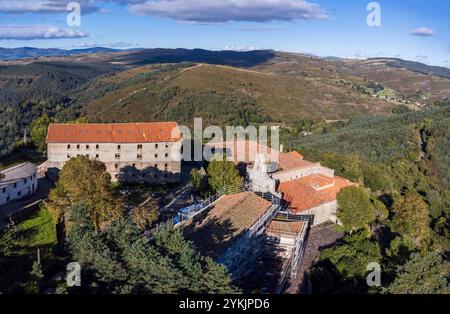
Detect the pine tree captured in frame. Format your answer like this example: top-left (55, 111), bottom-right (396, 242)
top-left (385, 252), bottom-right (450, 294)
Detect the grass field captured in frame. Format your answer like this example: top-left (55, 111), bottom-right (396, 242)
top-left (0, 207), bottom-right (57, 293)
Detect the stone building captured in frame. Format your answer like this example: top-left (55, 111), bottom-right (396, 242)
top-left (203, 140), bottom-right (355, 226)
top-left (46, 122), bottom-right (183, 183)
top-left (0, 162), bottom-right (38, 206)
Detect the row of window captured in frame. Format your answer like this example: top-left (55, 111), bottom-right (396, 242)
top-left (114, 172), bottom-right (170, 180)
top-left (114, 163), bottom-right (169, 170)
top-left (2, 184), bottom-right (36, 197)
top-left (67, 143), bottom-right (170, 150)
top-left (1, 174), bottom-right (36, 193)
top-left (67, 153), bottom-right (169, 160)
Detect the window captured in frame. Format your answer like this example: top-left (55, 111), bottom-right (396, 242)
top-left (86, 154), bottom-right (90, 158)
top-left (117, 145), bottom-right (121, 150)
top-left (13, 183), bottom-right (17, 188)
top-left (67, 154), bottom-right (71, 159)
top-left (165, 153), bottom-right (168, 158)
top-left (2, 188), bottom-right (5, 194)
top-left (115, 154), bottom-right (120, 159)
top-left (115, 174), bottom-right (119, 179)
top-left (95, 154), bottom-right (99, 159)
top-left (137, 154), bottom-right (143, 160)
top-left (77, 144), bottom-right (80, 150)
top-left (155, 143), bottom-right (159, 149)
top-left (115, 164), bottom-right (119, 169)
top-left (67, 144), bottom-right (71, 149)
top-left (24, 178), bottom-right (27, 184)
top-left (165, 164), bottom-right (168, 169)
top-left (17, 191), bottom-right (21, 197)
top-left (165, 143), bottom-right (169, 148)
top-left (154, 164), bottom-right (157, 168)
top-left (86, 145), bottom-right (90, 150)
top-left (137, 144), bottom-right (143, 149)
top-left (155, 154), bottom-right (158, 158)
top-left (132, 163), bottom-right (136, 167)
top-left (96, 144), bottom-right (99, 150)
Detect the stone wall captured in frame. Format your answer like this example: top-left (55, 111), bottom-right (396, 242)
top-left (47, 141), bottom-right (182, 183)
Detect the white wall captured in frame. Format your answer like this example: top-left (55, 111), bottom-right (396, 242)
top-left (47, 141), bottom-right (183, 182)
top-left (0, 172), bottom-right (38, 206)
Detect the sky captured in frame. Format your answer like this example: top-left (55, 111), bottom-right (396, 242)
top-left (0, 0), bottom-right (449, 67)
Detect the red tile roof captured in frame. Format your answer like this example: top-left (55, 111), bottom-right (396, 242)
top-left (278, 151), bottom-right (315, 171)
top-left (46, 122), bottom-right (182, 143)
top-left (278, 174), bottom-right (356, 213)
top-left (204, 140), bottom-right (315, 170)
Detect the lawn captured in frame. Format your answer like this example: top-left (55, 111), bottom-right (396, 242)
top-left (0, 207), bottom-right (57, 293)
top-left (16, 207), bottom-right (57, 254)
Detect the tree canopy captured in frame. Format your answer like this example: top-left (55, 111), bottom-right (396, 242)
top-left (384, 252), bottom-right (449, 294)
top-left (66, 203), bottom-right (239, 294)
top-left (337, 186), bottom-right (376, 232)
top-left (207, 155), bottom-right (243, 194)
top-left (45, 156), bottom-right (122, 231)
top-left (390, 193), bottom-right (431, 247)
top-left (30, 114), bottom-right (53, 152)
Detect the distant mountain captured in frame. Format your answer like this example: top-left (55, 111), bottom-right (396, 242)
top-left (0, 47), bottom-right (127, 61)
top-left (111, 48), bottom-right (276, 67)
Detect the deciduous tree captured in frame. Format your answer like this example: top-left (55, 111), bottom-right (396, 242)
top-left (337, 186), bottom-right (376, 232)
top-left (207, 155), bottom-right (243, 194)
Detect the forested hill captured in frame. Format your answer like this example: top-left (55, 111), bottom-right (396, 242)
top-left (0, 62), bottom-right (123, 156)
top-left (1, 48), bottom-right (450, 158)
top-left (280, 105), bottom-right (450, 293)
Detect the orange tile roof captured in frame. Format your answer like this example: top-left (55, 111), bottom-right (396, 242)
top-left (204, 140), bottom-right (279, 164)
top-left (183, 192), bottom-right (272, 258)
top-left (286, 151), bottom-right (304, 159)
top-left (278, 174), bottom-right (356, 214)
top-left (278, 151), bottom-right (315, 171)
top-left (204, 140), bottom-right (316, 170)
top-left (46, 122), bottom-right (182, 143)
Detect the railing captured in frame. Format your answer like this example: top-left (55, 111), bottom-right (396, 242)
top-left (173, 183), bottom-right (282, 226)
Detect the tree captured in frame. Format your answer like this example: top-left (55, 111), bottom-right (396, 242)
top-left (30, 114), bottom-right (52, 152)
top-left (384, 252), bottom-right (450, 294)
top-left (66, 204), bottom-right (239, 294)
top-left (130, 205), bottom-right (159, 231)
top-left (0, 225), bottom-right (17, 257)
top-left (190, 168), bottom-right (207, 193)
top-left (391, 193), bottom-right (431, 247)
top-left (337, 186), bottom-right (376, 232)
top-left (46, 156), bottom-right (123, 231)
top-left (207, 155), bottom-right (243, 194)
top-left (26, 260), bottom-right (44, 294)
top-left (320, 235), bottom-right (382, 280)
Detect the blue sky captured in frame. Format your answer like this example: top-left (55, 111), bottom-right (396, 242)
top-left (0, 0), bottom-right (449, 67)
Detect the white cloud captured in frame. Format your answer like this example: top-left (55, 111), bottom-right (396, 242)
top-left (0, 25), bottom-right (88, 40)
top-left (224, 45), bottom-right (261, 51)
top-left (128, 0), bottom-right (329, 23)
top-left (0, 0), bottom-right (102, 14)
top-left (415, 54), bottom-right (429, 63)
top-left (74, 41), bottom-right (136, 48)
top-left (410, 27), bottom-right (434, 37)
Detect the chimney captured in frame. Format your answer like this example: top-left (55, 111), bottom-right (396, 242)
top-left (280, 144), bottom-right (284, 153)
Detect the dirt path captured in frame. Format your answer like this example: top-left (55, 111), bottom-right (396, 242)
top-left (284, 223), bottom-right (344, 294)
